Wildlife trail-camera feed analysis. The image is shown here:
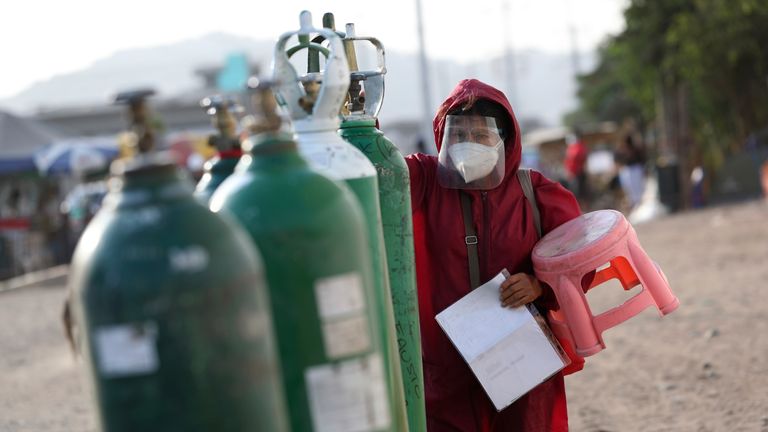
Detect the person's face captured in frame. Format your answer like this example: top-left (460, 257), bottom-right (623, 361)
top-left (445, 115), bottom-right (502, 147)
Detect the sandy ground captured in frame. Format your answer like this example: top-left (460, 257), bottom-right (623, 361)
top-left (0, 199), bottom-right (767, 431)
top-left (566, 200), bottom-right (768, 432)
top-left (0, 278), bottom-right (96, 431)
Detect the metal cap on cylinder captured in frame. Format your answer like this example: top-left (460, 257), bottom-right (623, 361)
top-left (241, 78), bottom-right (297, 156)
top-left (246, 78), bottom-right (284, 135)
top-left (114, 88), bottom-right (159, 154)
top-left (114, 88), bottom-right (156, 105)
top-left (200, 95), bottom-right (242, 116)
top-left (328, 20), bottom-right (387, 119)
top-left (272, 11), bottom-right (350, 130)
top-left (200, 95), bottom-right (242, 153)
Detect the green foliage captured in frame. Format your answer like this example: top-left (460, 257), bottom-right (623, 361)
top-left (570, 41), bottom-right (649, 125)
top-left (570, 0), bottom-right (768, 169)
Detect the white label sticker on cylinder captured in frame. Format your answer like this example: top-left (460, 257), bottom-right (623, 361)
top-left (322, 315), bottom-right (371, 358)
top-left (169, 246), bottom-right (209, 272)
top-left (303, 150), bottom-right (332, 171)
top-left (305, 354), bottom-right (391, 432)
top-left (315, 273), bottom-right (365, 319)
top-left (315, 273), bottom-right (370, 358)
top-left (95, 322), bottom-right (159, 378)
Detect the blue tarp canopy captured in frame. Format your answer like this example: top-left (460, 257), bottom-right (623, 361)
top-left (0, 158), bottom-right (36, 174)
top-left (34, 136), bottom-right (119, 175)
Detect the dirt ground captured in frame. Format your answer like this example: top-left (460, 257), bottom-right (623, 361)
top-left (566, 199), bottom-right (768, 432)
top-left (0, 199), bottom-right (767, 431)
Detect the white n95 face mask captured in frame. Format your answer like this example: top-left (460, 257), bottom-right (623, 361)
top-left (437, 114), bottom-right (507, 190)
top-left (448, 141), bottom-right (502, 183)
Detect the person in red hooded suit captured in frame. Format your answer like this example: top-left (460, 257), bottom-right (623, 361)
top-left (406, 79), bottom-right (585, 431)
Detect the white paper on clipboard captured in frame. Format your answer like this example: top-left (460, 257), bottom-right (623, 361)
top-left (435, 269), bottom-right (570, 411)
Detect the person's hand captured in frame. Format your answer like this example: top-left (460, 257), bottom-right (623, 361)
top-left (499, 273), bottom-right (543, 308)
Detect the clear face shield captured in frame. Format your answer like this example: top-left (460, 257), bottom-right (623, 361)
top-left (437, 115), bottom-right (505, 190)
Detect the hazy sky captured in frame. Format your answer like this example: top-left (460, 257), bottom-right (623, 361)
top-left (2, 0), bottom-right (627, 99)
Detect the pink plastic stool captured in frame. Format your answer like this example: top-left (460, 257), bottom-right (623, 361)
top-left (532, 210), bottom-right (679, 357)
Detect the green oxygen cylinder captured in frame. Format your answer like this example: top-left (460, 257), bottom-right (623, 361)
top-left (194, 96), bottom-right (244, 202)
top-left (274, 11), bottom-right (409, 431)
top-left (337, 22), bottom-right (427, 432)
top-left (210, 81), bottom-right (393, 432)
top-left (69, 153), bottom-right (288, 432)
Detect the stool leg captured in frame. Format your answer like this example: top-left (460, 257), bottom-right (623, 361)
top-left (556, 274), bottom-right (603, 356)
top-left (627, 238), bottom-right (680, 315)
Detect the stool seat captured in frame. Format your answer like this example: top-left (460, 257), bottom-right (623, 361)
top-left (533, 210), bottom-right (679, 357)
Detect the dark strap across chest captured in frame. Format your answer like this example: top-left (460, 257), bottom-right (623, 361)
top-left (460, 169), bottom-right (541, 289)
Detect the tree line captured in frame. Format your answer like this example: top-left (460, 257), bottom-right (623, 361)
top-left (567, 0), bottom-right (768, 208)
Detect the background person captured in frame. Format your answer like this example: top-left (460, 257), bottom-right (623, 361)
top-left (564, 129), bottom-right (590, 209)
top-left (614, 134), bottom-right (646, 209)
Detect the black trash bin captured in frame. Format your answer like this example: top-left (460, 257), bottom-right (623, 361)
top-left (656, 159), bottom-right (680, 212)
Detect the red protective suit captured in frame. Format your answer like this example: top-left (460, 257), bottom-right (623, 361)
top-left (406, 79), bottom-right (584, 431)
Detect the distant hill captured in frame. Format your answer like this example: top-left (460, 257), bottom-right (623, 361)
top-left (0, 32), bottom-right (593, 128)
top-left (0, 33), bottom-right (274, 113)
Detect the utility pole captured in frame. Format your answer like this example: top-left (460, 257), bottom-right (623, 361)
top-left (501, 0), bottom-right (518, 109)
top-left (415, 0), bottom-right (434, 153)
top-left (568, 24), bottom-right (581, 77)
top-left (564, 0), bottom-right (582, 129)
